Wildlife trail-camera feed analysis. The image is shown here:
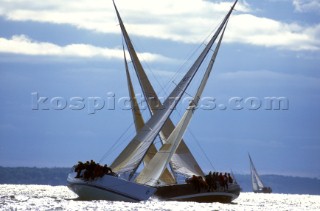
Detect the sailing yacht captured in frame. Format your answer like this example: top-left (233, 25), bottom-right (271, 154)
top-left (116, 0), bottom-right (241, 203)
top-left (67, 0), bottom-right (241, 202)
top-left (249, 154), bottom-right (272, 193)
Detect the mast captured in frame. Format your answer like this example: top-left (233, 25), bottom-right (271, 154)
top-left (135, 20), bottom-right (230, 186)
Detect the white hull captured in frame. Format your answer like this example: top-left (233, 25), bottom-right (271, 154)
top-left (67, 172), bottom-right (156, 202)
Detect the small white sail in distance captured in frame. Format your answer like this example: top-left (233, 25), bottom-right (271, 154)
top-left (249, 154), bottom-right (265, 191)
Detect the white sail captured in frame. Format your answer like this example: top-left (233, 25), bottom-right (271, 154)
top-left (113, 0), bottom-right (237, 178)
top-left (111, 3), bottom-right (228, 177)
top-left (123, 45), bottom-right (176, 184)
top-left (135, 21), bottom-right (229, 186)
top-left (249, 154), bottom-right (265, 191)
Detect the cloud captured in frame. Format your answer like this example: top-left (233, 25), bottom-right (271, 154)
top-left (293, 0), bottom-right (320, 13)
top-left (0, 34), bottom-right (174, 62)
top-left (0, 0), bottom-right (319, 51)
top-left (0, 0), bottom-right (249, 41)
top-left (226, 14), bottom-right (320, 51)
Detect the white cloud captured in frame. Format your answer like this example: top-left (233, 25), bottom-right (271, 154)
top-left (0, 0), bottom-right (319, 51)
top-left (0, 34), bottom-right (174, 62)
top-left (226, 14), bottom-right (320, 51)
top-left (0, 34), bottom-right (121, 58)
top-left (293, 0), bottom-right (320, 13)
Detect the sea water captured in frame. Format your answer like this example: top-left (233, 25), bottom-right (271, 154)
top-left (0, 185), bottom-right (319, 210)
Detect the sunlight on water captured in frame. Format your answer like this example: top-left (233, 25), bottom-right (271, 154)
top-left (0, 185), bottom-right (319, 210)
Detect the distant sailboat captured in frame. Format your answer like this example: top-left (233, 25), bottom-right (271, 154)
top-left (249, 154), bottom-right (272, 193)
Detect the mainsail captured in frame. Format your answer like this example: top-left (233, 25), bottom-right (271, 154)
top-left (135, 20), bottom-right (229, 186)
top-left (113, 0), bottom-right (237, 178)
top-left (122, 45), bottom-right (176, 184)
top-left (249, 154), bottom-right (265, 191)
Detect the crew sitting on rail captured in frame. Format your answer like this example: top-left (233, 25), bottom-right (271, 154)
top-left (74, 160), bottom-right (116, 180)
top-left (187, 171), bottom-right (235, 192)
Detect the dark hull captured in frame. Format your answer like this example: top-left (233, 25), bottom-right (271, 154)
top-left (155, 183), bottom-right (241, 203)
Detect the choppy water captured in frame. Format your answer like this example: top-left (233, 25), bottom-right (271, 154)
top-left (0, 185), bottom-right (319, 210)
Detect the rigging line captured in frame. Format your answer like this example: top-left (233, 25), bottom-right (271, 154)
top-left (171, 81), bottom-right (194, 98)
top-left (186, 128), bottom-right (216, 171)
top-left (99, 120), bottom-right (136, 164)
top-left (154, 18), bottom-right (224, 105)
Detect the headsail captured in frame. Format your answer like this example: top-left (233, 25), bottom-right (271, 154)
top-left (122, 45), bottom-right (176, 184)
top-left (112, 0), bottom-right (237, 178)
top-left (135, 19), bottom-right (230, 186)
top-left (249, 154), bottom-right (265, 191)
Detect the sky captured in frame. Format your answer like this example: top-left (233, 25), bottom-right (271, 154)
top-left (0, 0), bottom-right (319, 178)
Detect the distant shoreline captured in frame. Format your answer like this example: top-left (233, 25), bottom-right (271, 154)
top-left (1, 166), bottom-right (319, 195)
